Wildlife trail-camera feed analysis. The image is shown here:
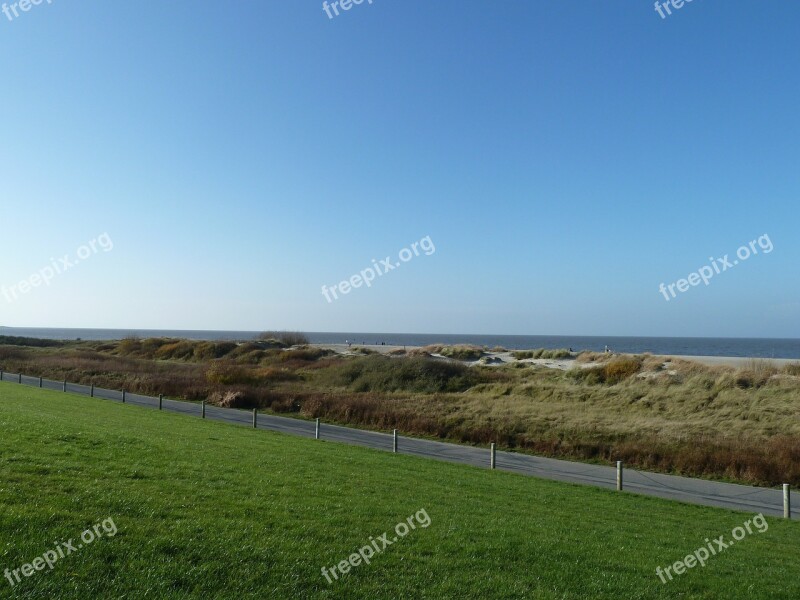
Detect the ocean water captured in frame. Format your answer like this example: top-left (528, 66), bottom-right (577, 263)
top-left (1, 327), bottom-right (799, 359)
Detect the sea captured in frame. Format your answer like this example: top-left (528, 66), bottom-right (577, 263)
top-left (1, 327), bottom-right (799, 359)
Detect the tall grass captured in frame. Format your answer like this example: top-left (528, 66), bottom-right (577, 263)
top-left (512, 348), bottom-right (572, 360)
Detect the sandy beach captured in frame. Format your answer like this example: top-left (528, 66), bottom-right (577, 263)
top-left (313, 343), bottom-right (799, 370)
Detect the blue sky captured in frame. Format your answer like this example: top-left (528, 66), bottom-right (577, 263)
top-left (1, 1), bottom-right (798, 337)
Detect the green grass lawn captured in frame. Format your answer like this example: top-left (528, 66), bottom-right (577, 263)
top-left (0, 382), bottom-right (797, 599)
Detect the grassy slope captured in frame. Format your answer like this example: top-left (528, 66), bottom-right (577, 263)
top-left (0, 382), bottom-right (798, 600)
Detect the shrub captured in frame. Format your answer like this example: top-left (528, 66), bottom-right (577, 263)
top-left (258, 332), bottom-right (310, 346)
top-left (565, 357), bottom-right (641, 385)
top-left (784, 363), bottom-right (800, 376)
top-left (602, 357), bottom-right (642, 384)
top-left (255, 367), bottom-right (300, 382)
top-left (0, 336), bottom-right (65, 348)
top-left (279, 348), bottom-right (330, 363)
top-left (513, 348), bottom-right (571, 360)
top-left (566, 366), bottom-right (604, 385)
top-left (117, 337), bottom-right (142, 355)
top-left (208, 390), bottom-right (251, 408)
top-left (513, 350), bottom-right (542, 360)
top-left (0, 346), bottom-right (30, 361)
top-left (352, 347), bottom-right (377, 355)
top-left (141, 338), bottom-right (171, 357)
top-left (734, 359), bottom-right (778, 389)
top-left (194, 342), bottom-right (237, 360)
top-left (325, 355), bottom-right (486, 393)
top-left (155, 341), bottom-right (195, 360)
top-left (439, 345), bottom-right (485, 360)
top-left (206, 363), bottom-right (255, 385)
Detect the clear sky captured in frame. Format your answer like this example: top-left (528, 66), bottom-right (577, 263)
top-left (1, 1), bottom-right (798, 337)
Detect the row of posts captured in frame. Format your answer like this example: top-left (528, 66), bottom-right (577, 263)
top-left (2, 370), bottom-right (793, 519)
top-left (613, 460), bottom-right (792, 520)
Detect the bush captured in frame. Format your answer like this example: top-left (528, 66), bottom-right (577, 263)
top-left (208, 390), bottom-right (251, 408)
top-left (512, 348), bottom-right (571, 360)
top-left (439, 345), bottom-right (485, 361)
top-left (206, 363), bottom-right (255, 385)
top-left (117, 337), bottom-right (142, 355)
top-left (603, 357), bottom-right (642, 384)
top-left (734, 360), bottom-right (778, 389)
top-left (0, 336), bottom-right (65, 348)
top-left (155, 341), bottom-right (195, 360)
top-left (0, 346), bottom-right (30, 361)
top-left (255, 367), bottom-right (300, 382)
top-left (784, 363), bottom-right (800, 376)
top-left (566, 357), bottom-right (642, 385)
top-left (194, 342), bottom-right (237, 360)
top-left (326, 355), bottom-right (486, 393)
top-left (258, 332), bottom-right (310, 346)
top-left (566, 366), bottom-right (604, 385)
top-left (352, 347), bottom-right (377, 355)
top-left (279, 348), bottom-right (330, 363)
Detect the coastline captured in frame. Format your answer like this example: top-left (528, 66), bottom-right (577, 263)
top-left (312, 343), bottom-right (800, 369)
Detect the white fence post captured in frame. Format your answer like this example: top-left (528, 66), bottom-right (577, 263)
top-left (393, 429), bottom-right (398, 453)
top-left (490, 443), bottom-right (496, 469)
top-left (315, 418), bottom-right (320, 440)
top-left (784, 484), bottom-right (791, 519)
top-left (617, 461), bottom-right (623, 491)
top-left (201, 400), bottom-right (205, 418)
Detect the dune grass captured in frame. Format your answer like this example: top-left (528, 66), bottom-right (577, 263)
top-left (1, 382), bottom-right (798, 599)
top-left (2, 340), bottom-right (800, 486)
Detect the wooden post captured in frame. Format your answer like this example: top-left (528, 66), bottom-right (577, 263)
top-left (63, 380), bottom-right (67, 392)
top-left (315, 418), bottom-right (320, 440)
top-left (617, 461), bottom-right (623, 491)
top-left (159, 394), bottom-right (163, 410)
top-left (201, 400), bottom-right (205, 419)
top-left (39, 377), bottom-right (43, 388)
top-left (393, 429), bottom-right (398, 453)
top-left (122, 389), bottom-right (126, 403)
top-left (91, 384), bottom-right (94, 398)
top-left (490, 443), bottom-right (496, 469)
top-left (784, 484), bottom-right (791, 519)
top-left (18, 373), bottom-right (22, 383)
top-left (252, 408), bottom-right (257, 428)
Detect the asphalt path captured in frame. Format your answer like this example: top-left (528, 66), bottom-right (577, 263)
top-left (3, 373), bottom-right (790, 518)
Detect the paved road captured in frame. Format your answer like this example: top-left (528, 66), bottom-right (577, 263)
top-left (3, 374), bottom-right (791, 518)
